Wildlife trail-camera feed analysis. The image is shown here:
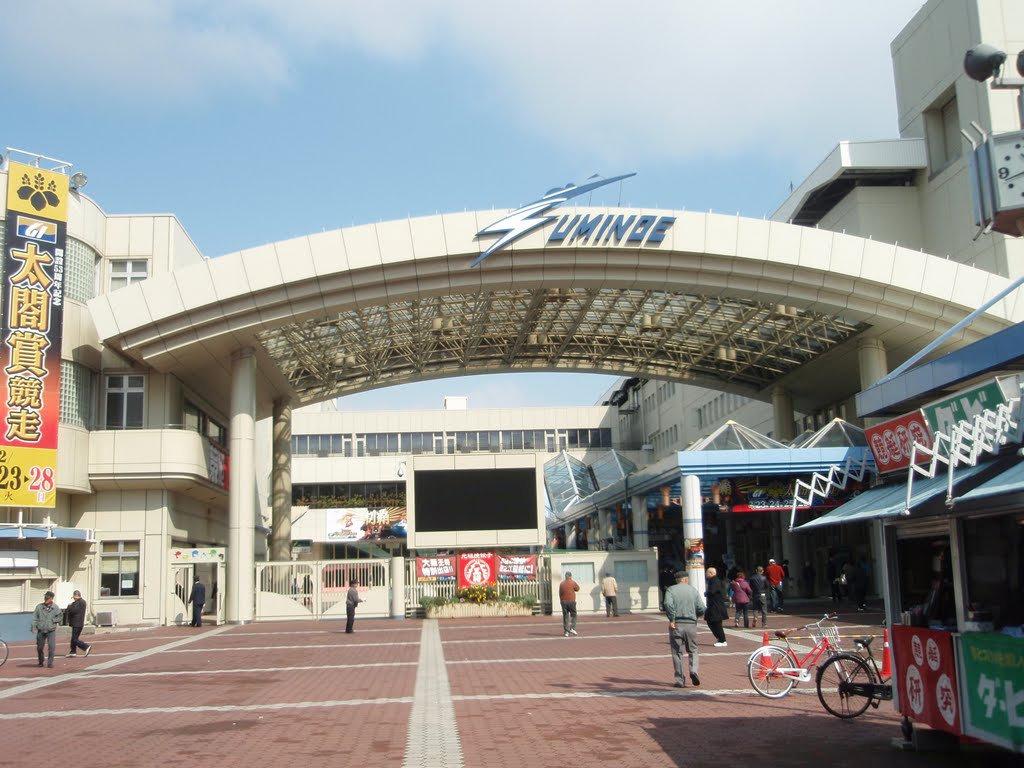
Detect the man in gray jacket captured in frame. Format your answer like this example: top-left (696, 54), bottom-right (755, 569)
top-left (663, 571), bottom-right (705, 688)
top-left (31, 591), bottom-right (63, 668)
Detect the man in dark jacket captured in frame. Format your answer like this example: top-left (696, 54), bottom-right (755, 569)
top-left (188, 576), bottom-right (206, 627)
top-left (704, 567), bottom-right (730, 646)
top-left (748, 565), bottom-right (770, 628)
top-left (65, 590), bottom-right (93, 658)
top-left (345, 579), bottom-right (363, 633)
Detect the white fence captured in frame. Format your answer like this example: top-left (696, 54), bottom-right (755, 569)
top-left (255, 559), bottom-right (390, 621)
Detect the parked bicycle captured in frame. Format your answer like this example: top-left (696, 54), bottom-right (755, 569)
top-left (815, 634), bottom-right (892, 718)
top-left (746, 613), bottom-right (843, 698)
top-left (0, 634), bottom-right (8, 667)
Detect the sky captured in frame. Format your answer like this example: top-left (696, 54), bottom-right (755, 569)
top-left (1, 0), bottom-right (925, 411)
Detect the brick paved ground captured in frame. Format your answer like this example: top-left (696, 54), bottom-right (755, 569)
top-left (0, 601), bottom-right (1019, 768)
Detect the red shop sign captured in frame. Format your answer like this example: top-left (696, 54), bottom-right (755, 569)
top-left (457, 551), bottom-right (496, 589)
top-left (865, 411), bottom-right (932, 474)
top-left (892, 625), bottom-right (961, 735)
top-left (415, 556), bottom-right (456, 583)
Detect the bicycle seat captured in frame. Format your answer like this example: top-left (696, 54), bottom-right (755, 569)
top-left (853, 636), bottom-right (874, 649)
top-left (774, 630), bottom-right (790, 639)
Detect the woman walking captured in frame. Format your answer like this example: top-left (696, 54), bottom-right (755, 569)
top-left (730, 570), bottom-right (753, 628)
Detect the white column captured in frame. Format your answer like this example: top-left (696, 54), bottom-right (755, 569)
top-left (681, 475), bottom-right (706, 596)
top-left (566, 522), bottom-right (577, 549)
top-left (228, 348), bottom-right (256, 624)
top-left (631, 494), bottom-right (649, 550)
top-left (597, 507), bottom-right (611, 548)
top-left (270, 397), bottom-right (292, 562)
top-left (390, 555), bottom-right (406, 620)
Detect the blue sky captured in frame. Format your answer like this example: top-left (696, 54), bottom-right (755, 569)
top-left (2, 0), bottom-right (924, 411)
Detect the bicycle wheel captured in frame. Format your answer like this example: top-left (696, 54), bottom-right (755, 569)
top-left (747, 645), bottom-right (797, 698)
top-left (816, 653), bottom-right (874, 718)
top-left (0, 639), bottom-right (8, 668)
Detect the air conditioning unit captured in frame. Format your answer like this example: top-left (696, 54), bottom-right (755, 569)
top-left (95, 610), bottom-right (117, 627)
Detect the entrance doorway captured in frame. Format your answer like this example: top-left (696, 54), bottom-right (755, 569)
top-left (168, 549), bottom-right (225, 626)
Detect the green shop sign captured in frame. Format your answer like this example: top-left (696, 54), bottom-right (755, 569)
top-left (922, 380), bottom-right (1006, 437)
top-left (959, 632), bottom-right (1024, 752)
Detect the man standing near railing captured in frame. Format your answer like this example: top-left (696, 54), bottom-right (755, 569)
top-left (345, 579), bottom-right (363, 633)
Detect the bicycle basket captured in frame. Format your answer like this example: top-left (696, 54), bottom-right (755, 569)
top-left (810, 622), bottom-right (843, 652)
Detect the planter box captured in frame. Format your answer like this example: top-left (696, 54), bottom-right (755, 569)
top-left (425, 602), bottom-right (532, 619)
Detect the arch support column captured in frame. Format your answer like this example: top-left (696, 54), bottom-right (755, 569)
top-left (270, 397), bottom-right (292, 562)
top-left (228, 348), bottom-right (256, 624)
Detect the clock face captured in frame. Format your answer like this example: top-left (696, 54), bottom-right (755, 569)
top-left (993, 131), bottom-right (1024, 211)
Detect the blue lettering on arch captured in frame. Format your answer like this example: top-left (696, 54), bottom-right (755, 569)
top-left (603, 215), bottom-right (637, 243)
top-left (647, 216), bottom-right (676, 243)
top-left (548, 214), bottom-right (580, 243)
top-left (627, 215), bottom-right (656, 242)
top-left (570, 214), bottom-right (604, 243)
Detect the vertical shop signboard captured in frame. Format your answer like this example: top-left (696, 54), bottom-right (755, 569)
top-left (1, 162), bottom-right (68, 507)
top-left (959, 632), bottom-right (1024, 752)
top-left (892, 626), bottom-right (961, 736)
top-left (457, 551), bottom-right (496, 589)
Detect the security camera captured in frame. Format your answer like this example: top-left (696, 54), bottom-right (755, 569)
top-left (964, 44), bottom-right (1007, 82)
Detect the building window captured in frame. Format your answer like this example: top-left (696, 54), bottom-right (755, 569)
top-left (100, 541), bottom-right (140, 597)
top-left (65, 237), bottom-right (98, 303)
top-left (105, 375), bottom-right (144, 429)
top-left (109, 259), bottom-right (149, 291)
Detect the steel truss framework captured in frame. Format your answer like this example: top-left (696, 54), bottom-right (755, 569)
top-left (257, 287), bottom-right (866, 405)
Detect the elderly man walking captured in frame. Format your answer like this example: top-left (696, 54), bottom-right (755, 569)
top-left (600, 571), bottom-right (619, 617)
top-left (31, 591), bottom-right (62, 669)
top-left (663, 570), bottom-right (705, 688)
top-left (559, 571), bottom-right (581, 636)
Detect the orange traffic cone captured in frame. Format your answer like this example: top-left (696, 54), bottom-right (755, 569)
top-left (757, 631), bottom-right (772, 679)
top-left (881, 628), bottom-right (892, 678)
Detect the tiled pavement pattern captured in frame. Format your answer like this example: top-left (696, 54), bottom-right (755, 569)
top-left (0, 603), bottom-right (1019, 768)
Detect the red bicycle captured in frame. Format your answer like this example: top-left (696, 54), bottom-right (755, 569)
top-left (746, 613), bottom-right (843, 698)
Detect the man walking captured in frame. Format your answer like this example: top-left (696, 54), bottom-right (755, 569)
top-left (188, 576), bottom-right (206, 627)
top-left (600, 571), bottom-right (619, 617)
top-left (663, 570), bottom-right (705, 688)
top-left (765, 558), bottom-right (786, 613)
top-left (31, 591), bottom-right (62, 668)
top-left (559, 571), bottom-right (580, 636)
top-left (65, 590), bottom-right (93, 658)
top-left (345, 579), bottom-right (363, 633)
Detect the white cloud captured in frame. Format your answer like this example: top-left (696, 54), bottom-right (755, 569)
top-left (2, 0), bottom-right (924, 162)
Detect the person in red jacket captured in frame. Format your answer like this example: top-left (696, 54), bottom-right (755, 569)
top-left (765, 559), bottom-right (786, 613)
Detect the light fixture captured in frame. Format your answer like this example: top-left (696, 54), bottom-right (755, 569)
top-left (964, 43), bottom-right (1007, 82)
top-left (70, 171), bottom-right (88, 191)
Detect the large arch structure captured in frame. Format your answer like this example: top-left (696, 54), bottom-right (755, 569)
top-left (89, 207), bottom-right (1024, 418)
top-left (88, 206), bottom-right (1024, 623)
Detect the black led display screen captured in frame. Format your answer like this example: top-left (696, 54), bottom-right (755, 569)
top-left (414, 468), bottom-right (538, 532)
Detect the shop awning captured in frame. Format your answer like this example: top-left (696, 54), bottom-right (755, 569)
top-left (0, 526), bottom-right (92, 540)
top-left (793, 462), bottom-right (993, 531)
top-left (956, 459), bottom-right (1024, 502)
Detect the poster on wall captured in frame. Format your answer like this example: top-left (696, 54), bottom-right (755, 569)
top-left (458, 551), bottom-right (496, 589)
top-left (0, 161), bottom-right (68, 508)
top-left (497, 554), bottom-right (537, 581)
top-left (892, 626), bottom-right (961, 736)
top-left (416, 556), bottom-right (456, 583)
top-left (716, 476), bottom-right (861, 513)
top-left (324, 507), bottom-right (407, 542)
